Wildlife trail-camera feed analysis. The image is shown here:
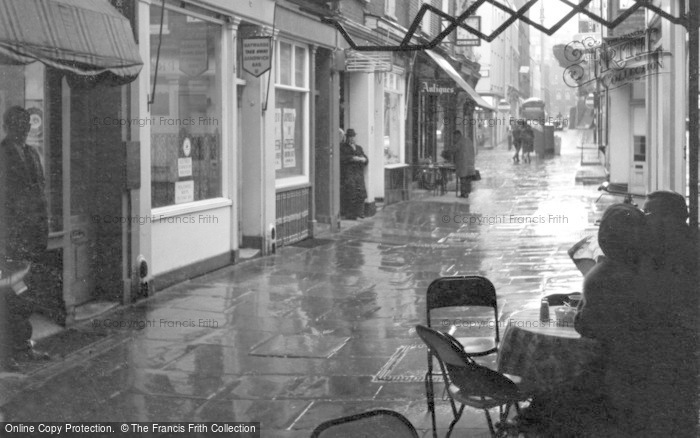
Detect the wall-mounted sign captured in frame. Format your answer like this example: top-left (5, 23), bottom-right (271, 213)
top-left (420, 81), bottom-right (455, 94)
top-left (497, 101), bottom-right (511, 112)
top-left (242, 37), bottom-right (272, 77)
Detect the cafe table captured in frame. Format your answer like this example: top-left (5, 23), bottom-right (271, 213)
top-left (496, 307), bottom-right (602, 395)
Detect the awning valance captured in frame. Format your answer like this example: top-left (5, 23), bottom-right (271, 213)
top-left (425, 50), bottom-right (493, 111)
top-left (0, 0), bottom-right (142, 83)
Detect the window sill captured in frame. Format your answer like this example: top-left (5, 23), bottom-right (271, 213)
top-left (384, 163), bottom-right (408, 169)
top-left (152, 198), bottom-right (233, 220)
top-left (276, 175), bottom-right (310, 190)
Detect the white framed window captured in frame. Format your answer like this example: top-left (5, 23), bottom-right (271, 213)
top-left (274, 39), bottom-right (309, 187)
top-left (383, 71), bottom-right (404, 165)
top-left (384, 0), bottom-right (396, 18)
top-left (421, 0), bottom-right (432, 36)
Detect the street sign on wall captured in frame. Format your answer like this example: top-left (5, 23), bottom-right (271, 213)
top-left (242, 37), bottom-right (272, 77)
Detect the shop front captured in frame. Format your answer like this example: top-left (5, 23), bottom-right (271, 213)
top-left (412, 50), bottom-right (493, 171)
top-left (0, 0), bottom-right (142, 324)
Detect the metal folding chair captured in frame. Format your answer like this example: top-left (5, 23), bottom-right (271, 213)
top-left (416, 325), bottom-right (525, 438)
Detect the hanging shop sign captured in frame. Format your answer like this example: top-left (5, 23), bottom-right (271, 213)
top-left (455, 16), bottom-right (481, 46)
top-left (562, 28), bottom-right (667, 90)
top-left (242, 37), bottom-right (272, 77)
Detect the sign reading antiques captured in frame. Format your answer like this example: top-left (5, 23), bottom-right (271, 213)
top-left (242, 37), bottom-right (272, 77)
top-left (562, 28), bottom-right (667, 90)
top-left (420, 81), bottom-right (455, 94)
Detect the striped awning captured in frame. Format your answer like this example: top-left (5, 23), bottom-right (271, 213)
top-left (0, 0), bottom-right (142, 83)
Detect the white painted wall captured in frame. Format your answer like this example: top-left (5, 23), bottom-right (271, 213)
top-left (608, 86), bottom-right (630, 184)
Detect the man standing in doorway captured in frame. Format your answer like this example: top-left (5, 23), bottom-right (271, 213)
top-left (452, 130), bottom-right (475, 198)
top-left (340, 128), bottom-right (368, 219)
top-left (0, 106), bottom-right (51, 371)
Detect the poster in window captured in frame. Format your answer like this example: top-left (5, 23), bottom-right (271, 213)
top-left (275, 108), bottom-right (282, 170)
top-left (282, 108), bottom-right (296, 168)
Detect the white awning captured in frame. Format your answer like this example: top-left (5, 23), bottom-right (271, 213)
top-left (425, 50), bottom-right (494, 111)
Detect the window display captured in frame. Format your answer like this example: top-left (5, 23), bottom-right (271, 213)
top-left (149, 5), bottom-right (222, 208)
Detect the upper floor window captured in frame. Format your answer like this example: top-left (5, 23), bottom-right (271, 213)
top-left (421, 0), bottom-right (432, 35)
top-left (384, 0), bottom-right (396, 18)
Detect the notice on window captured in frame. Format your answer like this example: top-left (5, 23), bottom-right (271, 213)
top-left (275, 109), bottom-right (282, 170)
top-left (282, 108), bottom-right (296, 168)
top-left (175, 180), bottom-right (194, 204)
top-left (178, 157), bottom-right (193, 178)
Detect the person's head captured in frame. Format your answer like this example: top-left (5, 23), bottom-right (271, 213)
top-left (345, 128), bottom-right (356, 144)
top-left (339, 128), bottom-right (345, 143)
top-left (643, 191), bottom-right (689, 261)
top-left (643, 191), bottom-right (687, 225)
top-left (453, 130), bottom-right (462, 138)
top-left (597, 203), bottom-right (646, 266)
top-left (3, 106), bottom-right (31, 142)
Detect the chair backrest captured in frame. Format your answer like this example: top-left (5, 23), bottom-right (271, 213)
top-left (415, 325), bottom-right (520, 402)
top-left (426, 276), bottom-right (496, 311)
top-left (310, 409), bottom-right (419, 438)
top-left (426, 276), bottom-right (499, 340)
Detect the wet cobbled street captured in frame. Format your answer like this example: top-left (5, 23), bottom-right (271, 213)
top-left (1, 130), bottom-right (611, 437)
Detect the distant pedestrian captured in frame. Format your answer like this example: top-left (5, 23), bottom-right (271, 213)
top-left (521, 122), bottom-right (534, 163)
top-left (507, 125), bottom-right (513, 151)
top-left (340, 128), bottom-right (368, 219)
top-left (511, 121), bottom-right (522, 162)
top-left (452, 130), bottom-right (476, 198)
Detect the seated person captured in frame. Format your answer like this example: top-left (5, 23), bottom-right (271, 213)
top-left (576, 202), bottom-right (697, 437)
top-left (640, 191), bottom-right (698, 436)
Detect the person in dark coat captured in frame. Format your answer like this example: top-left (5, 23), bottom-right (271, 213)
top-left (574, 202), bottom-right (699, 437)
top-left (639, 191), bottom-right (698, 436)
top-left (520, 122), bottom-right (534, 163)
top-left (0, 106), bottom-right (51, 371)
top-left (511, 122), bottom-right (522, 162)
top-left (451, 130), bottom-right (476, 198)
top-left (340, 128), bottom-right (368, 219)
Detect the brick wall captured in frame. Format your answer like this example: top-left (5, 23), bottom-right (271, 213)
top-left (340, 0), bottom-right (366, 25)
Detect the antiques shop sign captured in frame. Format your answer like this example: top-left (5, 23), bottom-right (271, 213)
top-left (563, 29), bottom-right (668, 90)
top-left (421, 81), bottom-right (455, 94)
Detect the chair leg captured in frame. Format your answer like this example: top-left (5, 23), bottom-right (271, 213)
top-left (424, 372), bottom-right (437, 438)
top-left (484, 409), bottom-right (497, 438)
top-left (446, 405), bottom-right (465, 438)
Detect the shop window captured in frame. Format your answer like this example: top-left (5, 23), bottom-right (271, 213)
top-left (633, 135), bottom-right (646, 162)
top-left (149, 5), bottom-right (222, 208)
top-left (275, 40), bottom-right (309, 185)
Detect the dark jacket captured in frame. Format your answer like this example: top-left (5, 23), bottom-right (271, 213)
top-left (0, 138), bottom-right (48, 263)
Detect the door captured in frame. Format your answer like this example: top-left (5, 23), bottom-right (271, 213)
top-left (63, 80), bottom-right (96, 313)
top-left (62, 79), bottom-right (125, 323)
